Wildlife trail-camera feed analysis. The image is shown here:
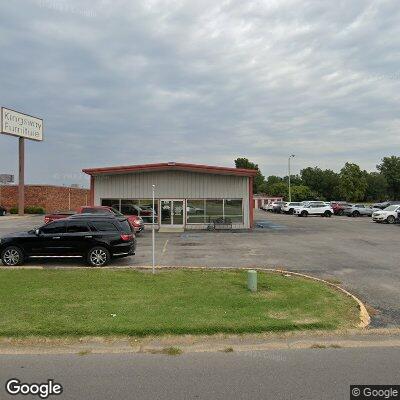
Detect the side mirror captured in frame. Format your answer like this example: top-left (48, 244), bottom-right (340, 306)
top-left (35, 229), bottom-right (40, 236)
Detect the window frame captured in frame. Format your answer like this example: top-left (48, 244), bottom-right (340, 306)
top-left (40, 221), bottom-right (67, 234)
top-left (186, 199), bottom-right (244, 224)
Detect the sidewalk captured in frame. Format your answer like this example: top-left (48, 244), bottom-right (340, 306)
top-left (1, 328), bottom-right (399, 355)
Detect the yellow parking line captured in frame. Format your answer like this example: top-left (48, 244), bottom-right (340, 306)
top-left (162, 239), bottom-right (169, 254)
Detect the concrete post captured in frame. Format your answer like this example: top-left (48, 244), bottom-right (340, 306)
top-left (18, 138), bottom-right (25, 216)
top-left (247, 270), bottom-right (257, 292)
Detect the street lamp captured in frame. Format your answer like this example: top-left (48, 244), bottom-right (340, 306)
top-left (288, 154), bottom-right (295, 202)
top-left (152, 184), bottom-right (156, 274)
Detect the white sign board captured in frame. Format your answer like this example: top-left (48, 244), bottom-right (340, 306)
top-left (0, 107), bottom-right (43, 141)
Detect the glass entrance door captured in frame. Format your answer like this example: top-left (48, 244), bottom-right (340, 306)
top-left (160, 200), bottom-right (184, 226)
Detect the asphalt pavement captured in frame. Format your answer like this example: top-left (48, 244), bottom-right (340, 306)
top-left (0, 347), bottom-right (399, 400)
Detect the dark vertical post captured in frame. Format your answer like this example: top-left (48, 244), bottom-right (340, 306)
top-left (18, 137), bottom-right (25, 216)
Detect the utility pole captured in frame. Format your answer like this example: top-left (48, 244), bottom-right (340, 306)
top-left (288, 154), bottom-right (295, 202)
top-left (152, 184), bottom-right (156, 274)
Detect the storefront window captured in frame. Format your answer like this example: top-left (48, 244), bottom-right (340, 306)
top-left (120, 199), bottom-right (140, 215)
top-left (224, 199), bottom-right (243, 222)
top-left (187, 200), bottom-right (205, 223)
top-left (139, 199), bottom-right (158, 223)
top-left (205, 199), bottom-right (223, 222)
top-left (101, 199), bottom-right (120, 210)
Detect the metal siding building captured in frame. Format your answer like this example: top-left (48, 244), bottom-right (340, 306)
top-left (83, 163), bottom-right (256, 230)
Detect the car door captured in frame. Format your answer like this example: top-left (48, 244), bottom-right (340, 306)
top-left (88, 220), bottom-right (122, 250)
top-left (63, 221), bottom-right (93, 255)
top-left (308, 204), bottom-right (318, 215)
top-left (356, 205), bottom-right (366, 215)
top-left (36, 221), bottom-right (67, 255)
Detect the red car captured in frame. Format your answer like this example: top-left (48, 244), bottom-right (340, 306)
top-left (330, 202), bottom-right (351, 216)
top-left (44, 206), bottom-right (144, 233)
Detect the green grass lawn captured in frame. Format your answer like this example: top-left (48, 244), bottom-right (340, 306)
top-left (0, 269), bottom-right (360, 337)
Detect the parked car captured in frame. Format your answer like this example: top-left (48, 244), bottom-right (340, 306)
top-left (342, 204), bottom-right (378, 217)
top-left (261, 203), bottom-right (273, 211)
top-left (0, 214), bottom-right (136, 267)
top-left (372, 204), bottom-right (400, 224)
top-left (294, 202), bottom-right (333, 217)
top-left (372, 201), bottom-right (400, 210)
top-left (330, 202), bottom-right (350, 215)
top-left (0, 206), bottom-right (6, 216)
top-left (281, 202), bottom-right (302, 214)
top-left (270, 201), bottom-right (286, 213)
top-left (44, 206), bottom-right (144, 233)
top-left (43, 210), bottom-right (75, 223)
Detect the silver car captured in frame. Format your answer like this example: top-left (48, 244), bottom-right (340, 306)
top-left (342, 204), bottom-right (378, 217)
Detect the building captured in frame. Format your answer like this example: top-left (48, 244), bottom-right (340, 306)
top-left (253, 194), bottom-right (284, 209)
top-left (0, 185), bottom-right (89, 213)
top-left (82, 162), bottom-right (257, 230)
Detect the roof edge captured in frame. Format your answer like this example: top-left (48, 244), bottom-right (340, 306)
top-left (82, 162), bottom-right (258, 177)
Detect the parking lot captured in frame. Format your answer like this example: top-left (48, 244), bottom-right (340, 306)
top-left (0, 210), bottom-right (399, 327)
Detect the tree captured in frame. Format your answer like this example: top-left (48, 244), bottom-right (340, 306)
top-left (300, 167), bottom-right (340, 200)
top-left (338, 163), bottom-right (367, 202)
top-left (365, 172), bottom-right (388, 201)
top-left (377, 156), bottom-right (400, 199)
top-left (290, 185), bottom-right (315, 201)
top-left (267, 181), bottom-right (288, 198)
top-left (266, 175), bottom-right (283, 186)
top-left (234, 158), bottom-right (266, 193)
top-left (282, 174), bottom-right (303, 186)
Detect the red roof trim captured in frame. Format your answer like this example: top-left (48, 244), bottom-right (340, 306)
top-left (82, 162), bottom-right (258, 177)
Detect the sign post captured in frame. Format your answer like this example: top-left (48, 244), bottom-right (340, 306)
top-left (152, 184), bottom-right (156, 274)
top-left (0, 107), bottom-right (43, 216)
top-left (18, 138), bottom-right (25, 216)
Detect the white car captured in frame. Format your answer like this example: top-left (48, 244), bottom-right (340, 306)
top-left (262, 202), bottom-right (281, 212)
top-left (291, 201), bottom-right (324, 213)
top-left (281, 202), bottom-right (302, 214)
top-left (372, 205), bottom-right (400, 224)
top-left (294, 202), bottom-right (333, 217)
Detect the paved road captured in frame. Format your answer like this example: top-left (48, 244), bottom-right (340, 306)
top-left (0, 347), bottom-right (399, 400)
top-left (0, 216), bottom-right (43, 235)
top-left (1, 212), bottom-right (399, 327)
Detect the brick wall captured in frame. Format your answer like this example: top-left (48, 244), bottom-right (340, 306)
top-left (0, 185), bottom-right (89, 213)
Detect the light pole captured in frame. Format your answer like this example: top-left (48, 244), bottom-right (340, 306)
top-left (152, 184), bottom-right (156, 274)
top-left (288, 154), bottom-right (295, 202)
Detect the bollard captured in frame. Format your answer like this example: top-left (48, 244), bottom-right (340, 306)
top-left (247, 270), bottom-right (257, 292)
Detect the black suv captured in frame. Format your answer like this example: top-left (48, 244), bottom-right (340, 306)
top-left (0, 214), bottom-right (136, 267)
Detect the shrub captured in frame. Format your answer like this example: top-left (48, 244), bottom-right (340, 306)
top-left (25, 206), bottom-right (45, 214)
top-left (9, 206), bottom-right (45, 214)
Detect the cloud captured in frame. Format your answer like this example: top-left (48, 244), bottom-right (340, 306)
top-left (0, 0), bottom-right (400, 185)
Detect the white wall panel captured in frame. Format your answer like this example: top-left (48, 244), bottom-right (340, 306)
top-left (93, 170), bottom-right (250, 228)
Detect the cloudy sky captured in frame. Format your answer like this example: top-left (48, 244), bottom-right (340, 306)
top-left (1, 0), bottom-right (399, 186)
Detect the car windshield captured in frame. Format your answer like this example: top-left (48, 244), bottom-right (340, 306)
top-left (384, 205), bottom-right (399, 211)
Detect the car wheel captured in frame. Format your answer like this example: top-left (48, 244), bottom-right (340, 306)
top-left (289, 208), bottom-right (294, 214)
top-left (1, 246), bottom-right (24, 266)
top-left (1, 210), bottom-right (5, 216)
top-left (301, 210), bottom-right (308, 217)
top-left (324, 211), bottom-right (332, 217)
top-left (387, 215), bottom-right (395, 224)
top-left (352, 211), bottom-right (360, 217)
top-left (87, 247), bottom-right (110, 267)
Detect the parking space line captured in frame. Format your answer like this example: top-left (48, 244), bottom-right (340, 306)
top-left (162, 239), bottom-right (169, 254)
